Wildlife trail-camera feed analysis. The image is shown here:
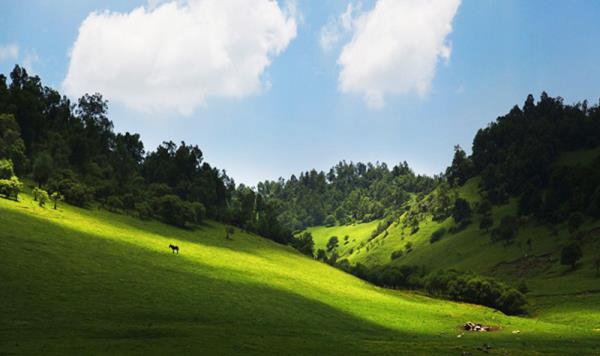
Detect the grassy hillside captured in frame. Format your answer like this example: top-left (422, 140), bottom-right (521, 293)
top-left (1, 189), bottom-right (599, 354)
top-left (306, 153), bottom-right (600, 331)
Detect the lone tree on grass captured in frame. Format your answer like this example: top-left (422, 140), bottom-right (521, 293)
top-left (326, 236), bottom-right (339, 252)
top-left (561, 242), bottom-right (583, 269)
top-left (51, 192), bottom-right (63, 210)
top-left (316, 249), bottom-right (327, 261)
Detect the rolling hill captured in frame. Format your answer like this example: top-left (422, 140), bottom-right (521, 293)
top-left (1, 187), bottom-right (599, 355)
top-left (305, 149), bottom-right (600, 330)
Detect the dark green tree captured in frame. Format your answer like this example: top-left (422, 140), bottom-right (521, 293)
top-left (326, 236), bottom-right (339, 252)
top-left (446, 145), bottom-right (474, 186)
top-left (32, 153), bottom-right (53, 188)
top-left (452, 197), bottom-right (471, 224)
top-left (291, 232), bottom-right (314, 257)
top-left (561, 242), bottom-right (583, 269)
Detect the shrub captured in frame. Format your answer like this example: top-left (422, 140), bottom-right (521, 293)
top-left (326, 236), bottom-right (339, 252)
top-left (452, 197), bottom-right (472, 224)
top-left (423, 270), bottom-right (527, 315)
top-left (405, 241), bottom-right (413, 253)
top-left (0, 176), bottom-right (22, 200)
top-left (430, 227), bottom-right (446, 244)
top-left (390, 250), bottom-right (404, 260)
top-left (37, 189), bottom-right (49, 207)
top-left (155, 194), bottom-right (195, 228)
top-left (0, 159), bottom-right (15, 179)
top-left (561, 242), bottom-right (582, 268)
top-left (315, 249), bottom-right (327, 261)
top-left (59, 179), bottom-right (92, 207)
top-left (291, 232), bottom-right (314, 257)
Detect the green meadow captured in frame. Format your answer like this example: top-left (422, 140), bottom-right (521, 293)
top-left (1, 188), bottom-right (599, 355)
top-left (306, 176), bottom-right (600, 330)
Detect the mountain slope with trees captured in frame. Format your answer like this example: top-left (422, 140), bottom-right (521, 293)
top-left (0, 65), bottom-right (292, 243)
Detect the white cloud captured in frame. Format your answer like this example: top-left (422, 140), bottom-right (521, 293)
top-left (0, 44), bottom-right (19, 62)
top-left (63, 0), bottom-right (297, 115)
top-left (335, 0), bottom-right (460, 109)
top-left (319, 4), bottom-right (355, 51)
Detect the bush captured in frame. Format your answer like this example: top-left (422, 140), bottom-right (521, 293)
top-left (424, 270), bottom-right (527, 315)
top-left (390, 250), bottom-right (404, 260)
top-left (405, 241), bottom-right (413, 253)
top-left (56, 179), bottom-right (92, 207)
top-left (155, 194), bottom-right (195, 228)
top-left (430, 227), bottom-right (446, 244)
top-left (561, 242), bottom-right (582, 268)
top-left (315, 249), bottom-right (327, 261)
top-left (452, 197), bottom-right (472, 224)
top-left (0, 176), bottom-right (22, 200)
top-left (36, 189), bottom-right (49, 207)
top-left (326, 236), bottom-right (339, 252)
top-left (0, 159), bottom-right (15, 179)
top-left (291, 232), bottom-right (314, 257)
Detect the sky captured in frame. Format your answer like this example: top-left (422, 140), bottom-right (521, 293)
top-left (1, 0), bottom-right (600, 185)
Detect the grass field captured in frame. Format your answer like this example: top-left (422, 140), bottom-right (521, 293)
top-left (1, 189), bottom-right (599, 354)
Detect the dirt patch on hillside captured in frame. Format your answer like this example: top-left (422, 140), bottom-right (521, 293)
top-left (492, 253), bottom-right (556, 278)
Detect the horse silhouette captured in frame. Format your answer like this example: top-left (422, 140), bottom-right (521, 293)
top-left (169, 244), bottom-right (179, 254)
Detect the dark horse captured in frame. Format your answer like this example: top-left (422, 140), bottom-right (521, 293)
top-left (169, 244), bottom-right (179, 254)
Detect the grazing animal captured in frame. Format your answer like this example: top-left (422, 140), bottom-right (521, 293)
top-left (169, 244), bottom-right (179, 254)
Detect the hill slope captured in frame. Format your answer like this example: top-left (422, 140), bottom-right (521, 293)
top-left (1, 190), bottom-right (599, 354)
top-left (306, 153), bottom-right (600, 329)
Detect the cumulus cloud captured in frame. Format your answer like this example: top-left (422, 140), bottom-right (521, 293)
top-left (0, 44), bottom-right (19, 62)
top-left (63, 0), bottom-right (297, 115)
top-left (334, 0), bottom-right (460, 109)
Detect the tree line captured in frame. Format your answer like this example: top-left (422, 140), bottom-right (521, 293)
top-left (0, 65), bottom-right (292, 243)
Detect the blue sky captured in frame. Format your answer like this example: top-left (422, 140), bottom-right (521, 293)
top-left (1, 0), bottom-right (600, 185)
